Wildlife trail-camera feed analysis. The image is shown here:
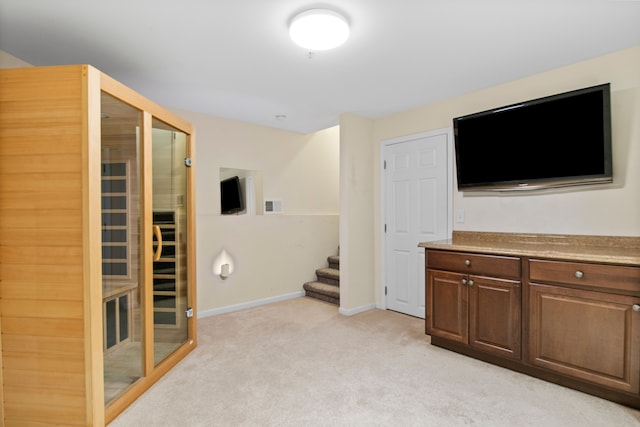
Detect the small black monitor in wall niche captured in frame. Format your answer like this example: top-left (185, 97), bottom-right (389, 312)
top-left (220, 176), bottom-right (244, 214)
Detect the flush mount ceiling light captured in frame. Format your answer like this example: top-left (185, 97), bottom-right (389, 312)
top-left (289, 9), bottom-right (350, 50)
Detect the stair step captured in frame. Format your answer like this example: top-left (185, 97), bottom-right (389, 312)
top-left (303, 250), bottom-right (340, 306)
top-left (315, 267), bottom-right (339, 286)
top-left (316, 267), bottom-right (339, 280)
top-left (303, 281), bottom-right (339, 305)
top-left (328, 255), bottom-right (340, 270)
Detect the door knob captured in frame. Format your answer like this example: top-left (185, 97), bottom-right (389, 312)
top-left (461, 278), bottom-right (468, 285)
top-left (633, 304), bottom-right (640, 312)
top-left (464, 259), bottom-right (471, 266)
top-left (468, 279), bottom-right (474, 286)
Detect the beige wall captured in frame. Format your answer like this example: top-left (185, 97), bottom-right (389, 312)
top-left (174, 110), bottom-right (340, 315)
top-left (338, 113), bottom-right (375, 314)
top-left (357, 45), bottom-right (640, 307)
top-left (0, 50), bottom-right (32, 68)
top-left (188, 111), bottom-right (339, 216)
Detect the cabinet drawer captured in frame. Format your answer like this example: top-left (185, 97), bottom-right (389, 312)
top-left (529, 259), bottom-right (640, 294)
top-left (426, 250), bottom-right (521, 279)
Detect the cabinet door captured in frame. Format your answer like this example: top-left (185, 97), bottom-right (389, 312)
top-left (529, 283), bottom-right (640, 393)
top-left (426, 269), bottom-right (468, 344)
top-left (469, 276), bottom-right (521, 359)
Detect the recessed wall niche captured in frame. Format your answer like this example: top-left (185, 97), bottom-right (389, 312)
top-left (219, 168), bottom-right (263, 215)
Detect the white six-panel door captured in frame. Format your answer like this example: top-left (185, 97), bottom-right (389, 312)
top-left (383, 129), bottom-right (451, 318)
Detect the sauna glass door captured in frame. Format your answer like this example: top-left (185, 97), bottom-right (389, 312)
top-left (151, 119), bottom-right (190, 365)
top-left (101, 92), bottom-right (144, 405)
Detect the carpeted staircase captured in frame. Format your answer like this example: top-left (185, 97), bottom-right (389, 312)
top-left (303, 254), bottom-right (340, 305)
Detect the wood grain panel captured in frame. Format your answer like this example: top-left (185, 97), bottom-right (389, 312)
top-left (0, 154), bottom-right (83, 174)
top-left (1, 335), bottom-right (84, 358)
top-left (2, 317), bottom-right (84, 338)
top-left (0, 133), bottom-right (81, 155)
top-left (0, 246), bottom-right (83, 264)
top-left (0, 118), bottom-right (80, 150)
top-left (0, 208), bottom-right (82, 229)
top-left (3, 420), bottom-right (84, 427)
top-left (1, 280), bottom-right (83, 302)
top-left (2, 353), bottom-right (84, 374)
top-left (2, 299), bottom-right (83, 319)
top-left (1, 263), bottom-right (83, 282)
top-left (427, 249), bottom-right (521, 279)
top-left (0, 229), bottom-right (83, 246)
top-left (0, 81), bottom-right (81, 103)
top-left (469, 276), bottom-right (521, 359)
top-left (3, 401), bottom-right (86, 427)
top-left (4, 385), bottom-right (85, 408)
top-left (0, 172), bottom-right (82, 193)
top-left (426, 269), bottom-right (468, 343)
top-left (0, 65), bottom-right (82, 100)
top-left (0, 65), bottom-right (90, 426)
top-left (0, 191), bottom-right (83, 210)
top-left (3, 369), bottom-right (85, 391)
top-left (529, 283), bottom-right (640, 393)
top-left (1, 99), bottom-right (81, 117)
top-left (3, 370), bottom-right (86, 427)
top-left (530, 259), bottom-right (640, 294)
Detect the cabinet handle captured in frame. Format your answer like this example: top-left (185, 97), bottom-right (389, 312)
top-left (633, 304), bottom-right (640, 312)
top-left (468, 279), bottom-right (474, 286)
top-left (153, 225), bottom-right (163, 261)
top-left (575, 270), bottom-right (584, 279)
top-left (464, 259), bottom-right (471, 267)
top-left (461, 278), bottom-right (468, 285)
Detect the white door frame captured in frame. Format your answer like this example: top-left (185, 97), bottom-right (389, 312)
top-left (379, 127), bottom-right (454, 311)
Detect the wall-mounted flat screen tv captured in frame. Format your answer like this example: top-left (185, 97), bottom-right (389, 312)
top-left (220, 176), bottom-right (244, 214)
top-left (453, 83), bottom-right (612, 191)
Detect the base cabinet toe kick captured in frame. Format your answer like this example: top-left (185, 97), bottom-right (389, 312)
top-left (424, 247), bottom-right (640, 409)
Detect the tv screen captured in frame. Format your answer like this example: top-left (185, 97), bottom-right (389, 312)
top-left (220, 176), bottom-right (244, 214)
top-left (453, 83), bottom-right (612, 191)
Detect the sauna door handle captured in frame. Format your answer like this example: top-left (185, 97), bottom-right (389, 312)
top-left (153, 225), bottom-right (163, 261)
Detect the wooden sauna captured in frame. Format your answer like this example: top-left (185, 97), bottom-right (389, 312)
top-left (0, 65), bottom-right (197, 426)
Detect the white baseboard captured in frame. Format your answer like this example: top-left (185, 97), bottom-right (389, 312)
top-left (197, 291), bottom-right (305, 318)
top-left (339, 303), bottom-right (376, 316)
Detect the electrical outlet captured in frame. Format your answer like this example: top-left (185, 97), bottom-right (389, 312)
top-left (455, 209), bottom-right (465, 223)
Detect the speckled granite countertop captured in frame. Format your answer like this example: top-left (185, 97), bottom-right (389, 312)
top-left (419, 231), bottom-right (640, 266)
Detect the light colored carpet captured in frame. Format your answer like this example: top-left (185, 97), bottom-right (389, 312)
top-left (109, 297), bottom-right (640, 426)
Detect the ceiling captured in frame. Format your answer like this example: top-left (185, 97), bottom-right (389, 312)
top-left (1, 1), bottom-right (639, 134)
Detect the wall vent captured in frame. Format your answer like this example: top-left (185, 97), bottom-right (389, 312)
top-left (264, 199), bottom-right (283, 214)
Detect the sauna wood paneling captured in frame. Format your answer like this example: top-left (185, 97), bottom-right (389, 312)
top-left (0, 65), bottom-right (90, 426)
top-left (1, 64), bottom-right (197, 426)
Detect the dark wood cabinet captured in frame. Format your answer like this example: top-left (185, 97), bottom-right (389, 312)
top-left (427, 270), bottom-right (468, 344)
top-left (469, 275), bottom-right (521, 359)
top-left (426, 250), bottom-right (521, 359)
top-left (424, 243), bottom-right (640, 409)
top-left (528, 260), bottom-right (640, 394)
